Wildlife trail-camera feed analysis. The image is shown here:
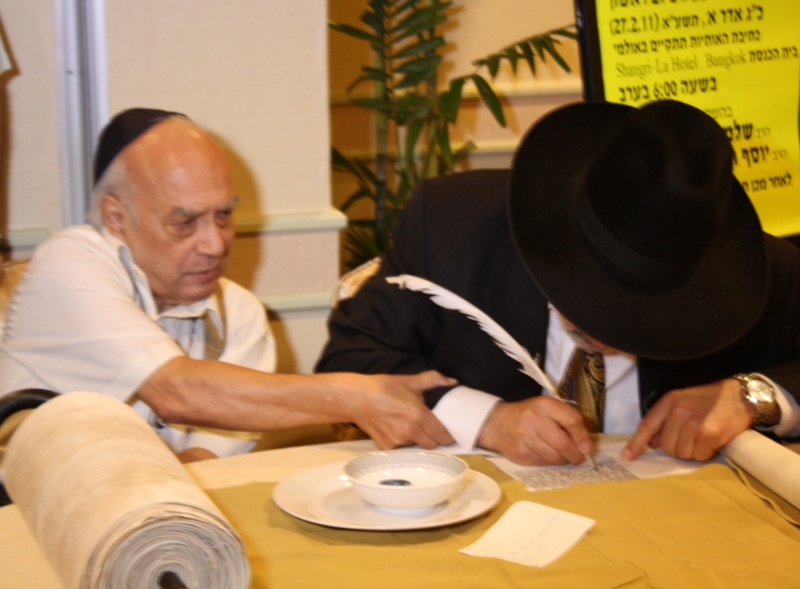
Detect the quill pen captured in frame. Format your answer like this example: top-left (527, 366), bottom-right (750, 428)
top-left (387, 274), bottom-right (596, 468)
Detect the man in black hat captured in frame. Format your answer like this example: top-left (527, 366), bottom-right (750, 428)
top-left (0, 108), bottom-right (454, 462)
top-left (316, 100), bottom-right (800, 465)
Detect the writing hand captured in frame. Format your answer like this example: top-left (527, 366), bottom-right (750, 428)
top-left (477, 396), bottom-right (593, 465)
top-left (621, 378), bottom-right (755, 461)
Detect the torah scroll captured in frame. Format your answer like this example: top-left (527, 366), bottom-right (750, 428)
top-left (4, 391), bottom-right (250, 589)
top-left (722, 429), bottom-right (800, 511)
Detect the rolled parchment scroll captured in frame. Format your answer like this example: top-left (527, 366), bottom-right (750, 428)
top-left (722, 429), bottom-right (800, 511)
top-left (4, 392), bottom-right (250, 589)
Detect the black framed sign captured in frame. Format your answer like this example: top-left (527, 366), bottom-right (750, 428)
top-left (575, 0), bottom-right (800, 236)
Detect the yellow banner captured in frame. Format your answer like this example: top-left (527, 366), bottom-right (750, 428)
top-left (595, 0), bottom-right (800, 236)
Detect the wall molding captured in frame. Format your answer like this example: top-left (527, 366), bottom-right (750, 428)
top-left (331, 78), bottom-right (583, 106)
top-left (1, 228), bottom-right (336, 313)
top-left (337, 138), bottom-right (524, 163)
top-left (261, 291), bottom-right (333, 313)
top-left (234, 207), bottom-right (347, 235)
top-left (2, 207), bottom-right (348, 253)
top-left (2, 228), bottom-right (51, 252)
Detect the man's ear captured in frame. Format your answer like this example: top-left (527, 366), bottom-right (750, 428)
top-left (100, 195), bottom-right (127, 240)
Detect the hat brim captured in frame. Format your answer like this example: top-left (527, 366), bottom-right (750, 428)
top-left (509, 102), bottom-right (767, 360)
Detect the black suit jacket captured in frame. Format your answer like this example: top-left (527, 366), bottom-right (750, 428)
top-left (317, 170), bottom-right (800, 414)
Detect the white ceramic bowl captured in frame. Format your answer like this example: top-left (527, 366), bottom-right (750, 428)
top-left (344, 450), bottom-right (468, 512)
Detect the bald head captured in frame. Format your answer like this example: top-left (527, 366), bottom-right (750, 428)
top-left (94, 114), bottom-right (237, 311)
top-left (121, 116), bottom-right (231, 212)
top-left (90, 116), bottom-right (229, 227)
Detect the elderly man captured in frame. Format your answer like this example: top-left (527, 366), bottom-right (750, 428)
top-left (0, 108), bottom-right (453, 462)
top-left (317, 100), bottom-right (800, 466)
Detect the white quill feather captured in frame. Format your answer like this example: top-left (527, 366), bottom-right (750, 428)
top-left (386, 274), bottom-right (557, 394)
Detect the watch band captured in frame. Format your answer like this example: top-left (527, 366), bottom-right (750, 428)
top-left (732, 373), bottom-right (781, 429)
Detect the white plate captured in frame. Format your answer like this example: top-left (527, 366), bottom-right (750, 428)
top-left (273, 461), bottom-right (502, 531)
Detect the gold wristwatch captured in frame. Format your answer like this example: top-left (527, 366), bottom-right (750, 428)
top-left (732, 373), bottom-right (781, 429)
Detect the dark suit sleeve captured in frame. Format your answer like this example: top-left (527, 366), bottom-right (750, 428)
top-left (640, 235), bottom-right (800, 410)
top-left (757, 236), bottom-right (800, 403)
top-left (315, 179), bottom-right (448, 377)
top-left (316, 169), bottom-right (549, 407)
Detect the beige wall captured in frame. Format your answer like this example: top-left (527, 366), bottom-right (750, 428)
top-left (0, 1), bottom-right (61, 249)
top-left (105, 1), bottom-right (333, 216)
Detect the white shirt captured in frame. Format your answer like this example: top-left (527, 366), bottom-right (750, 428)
top-left (0, 225), bottom-right (276, 457)
top-left (434, 307), bottom-right (800, 450)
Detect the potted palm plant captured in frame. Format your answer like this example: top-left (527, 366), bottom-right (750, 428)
top-left (331, 0), bottom-right (576, 268)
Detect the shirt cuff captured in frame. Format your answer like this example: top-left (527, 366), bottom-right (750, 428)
top-left (756, 373), bottom-right (800, 437)
top-left (431, 386), bottom-right (501, 451)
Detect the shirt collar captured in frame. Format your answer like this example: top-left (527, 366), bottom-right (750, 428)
top-left (547, 305), bottom-right (636, 389)
top-left (100, 227), bottom-right (221, 324)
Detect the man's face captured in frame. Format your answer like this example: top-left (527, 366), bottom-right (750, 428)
top-left (103, 120), bottom-right (236, 311)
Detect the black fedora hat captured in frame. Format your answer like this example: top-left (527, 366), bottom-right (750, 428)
top-left (509, 100), bottom-right (767, 360)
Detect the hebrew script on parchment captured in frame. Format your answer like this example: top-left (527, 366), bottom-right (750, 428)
top-left (489, 439), bottom-right (720, 492)
top-left (490, 458), bottom-right (637, 491)
top-left (495, 460), bottom-right (637, 492)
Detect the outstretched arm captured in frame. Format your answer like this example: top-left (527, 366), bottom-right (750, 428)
top-left (137, 357), bottom-right (455, 450)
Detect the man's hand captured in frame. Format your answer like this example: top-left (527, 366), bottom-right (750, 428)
top-left (622, 378), bottom-right (755, 461)
top-left (477, 397), bottom-right (593, 465)
top-left (176, 447), bottom-right (218, 463)
top-left (349, 370), bottom-right (456, 450)
top-left (140, 358), bottom-right (455, 448)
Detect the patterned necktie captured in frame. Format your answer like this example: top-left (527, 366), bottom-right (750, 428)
top-left (559, 348), bottom-right (606, 432)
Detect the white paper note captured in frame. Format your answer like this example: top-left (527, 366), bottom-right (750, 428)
top-left (460, 501), bottom-right (595, 567)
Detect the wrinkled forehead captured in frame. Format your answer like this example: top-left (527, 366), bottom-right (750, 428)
top-left (122, 119), bottom-right (233, 211)
top-left (126, 117), bottom-right (224, 170)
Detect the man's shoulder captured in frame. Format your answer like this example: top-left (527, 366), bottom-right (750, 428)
top-left (33, 225), bottom-right (113, 264)
top-left (418, 168), bottom-right (510, 189)
top-left (398, 169), bottom-right (511, 241)
top-left (44, 224), bottom-right (104, 243)
top-left (405, 169), bottom-right (512, 238)
top-left (762, 234), bottom-right (800, 297)
top-left (21, 225), bottom-right (129, 297)
top-left (31, 225), bottom-right (120, 275)
top-left (414, 169), bottom-right (510, 211)
top-left (382, 169), bottom-right (523, 289)
top-left (765, 233), bottom-right (800, 264)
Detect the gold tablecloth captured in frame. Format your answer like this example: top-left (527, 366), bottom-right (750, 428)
top-left (2, 442), bottom-right (800, 588)
top-left (207, 456), bottom-right (800, 589)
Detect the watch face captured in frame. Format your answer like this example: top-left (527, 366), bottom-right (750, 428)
top-left (748, 379), bottom-right (775, 403)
